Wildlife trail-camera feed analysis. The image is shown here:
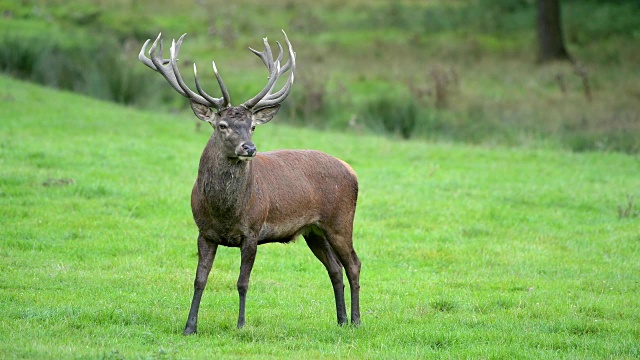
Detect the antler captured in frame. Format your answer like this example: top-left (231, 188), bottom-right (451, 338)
top-left (139, 31), bottom-right (295, 112)
top-left (139, 33), bottom-right (231, 110)
top-left (241, 30), bottom-right (296, 111)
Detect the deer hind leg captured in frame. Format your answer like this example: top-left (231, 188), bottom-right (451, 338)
top-left (183, 235), bottom-right (218, 335)
top-left (324, 229), bottom-right (361, 326)
top-left (304, 232), bottom-right (348, 325)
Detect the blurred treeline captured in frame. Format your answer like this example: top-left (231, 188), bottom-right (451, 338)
top-left (1, 0), bottom-right (639, 152)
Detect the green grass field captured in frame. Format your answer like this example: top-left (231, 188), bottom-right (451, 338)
top-left (1, 74), bottom-right (639, 359)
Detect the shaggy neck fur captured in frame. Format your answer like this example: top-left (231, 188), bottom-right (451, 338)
top-left (196, 136), bottom-right (252, 217)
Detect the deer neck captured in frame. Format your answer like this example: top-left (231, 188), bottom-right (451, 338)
top-left (196, 138), bottom-right (253, 214)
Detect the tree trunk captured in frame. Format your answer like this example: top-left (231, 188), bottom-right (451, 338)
top-left (536, 0), bottom-right (571, 63)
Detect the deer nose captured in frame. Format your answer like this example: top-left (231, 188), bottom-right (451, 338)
top-left (240, 142), bottom-right (256, 157)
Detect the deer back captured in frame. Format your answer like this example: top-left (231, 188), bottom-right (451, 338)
top-left (249, 150), bottom-right (358, 244)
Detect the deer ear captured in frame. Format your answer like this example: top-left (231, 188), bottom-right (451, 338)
top-left (252, 105), bottom-right (281, 125)
top-left (190, 101), bottom-right (215, 122)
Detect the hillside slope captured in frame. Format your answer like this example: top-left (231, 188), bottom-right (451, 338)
top-left (2, 1), bottom-right (640, 151)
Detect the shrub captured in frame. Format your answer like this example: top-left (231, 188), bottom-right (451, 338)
top-left (0, 19), bottom-right (153, 106)
top-left (360, 94), bottom-right (421, 139)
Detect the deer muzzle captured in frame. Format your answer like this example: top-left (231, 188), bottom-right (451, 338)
top-left (237, 142), bottom-right (257, 161)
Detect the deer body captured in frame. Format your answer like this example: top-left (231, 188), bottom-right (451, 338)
top-left (140, 31), bottom-right (361, 333)
top-left (193, 148), bottom-right (357, 247)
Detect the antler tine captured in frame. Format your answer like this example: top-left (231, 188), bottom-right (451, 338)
top-left (273, 40), bottom-right (294, 78)
top-left (194, 61), bottom-right (231, 109)
top-left (254, 76), bottom-right (294, 111)
top-left (252, 63), bottom-right (295, 110)
top-left (274, 41), bottom-right (284, 72)
top-left (139, 35), bottom-right (171, 70)
top-left (268, 44), bottom-right (292, 95)
top-left (242, 37), bottom-right (281, 109)
top-left (138, 39), bottom-right (155, 70)
top-left (242, 31), bottom-right (295, 110)
top-left (264, 41), bottom-right (289, 94)
top-left (169, 35), bottom-right (214, 107)
top-left (142, 34), bottom-right (188, 98)
top-left (139, 32), bottom-right (229, 110)
top-left (250, 30), bottom-right (296, 111)
top-left (248, 39), bottom-right (277, 71)
top-left (264, 38), bottom-right (275, 71)
top-left (212, 61), bottom-right (231, 107)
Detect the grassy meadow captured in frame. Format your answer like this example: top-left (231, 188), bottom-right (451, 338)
top-left (2, 1), bottom-right (640, 358)
top-left (2, 73), bottom-right (640, 358)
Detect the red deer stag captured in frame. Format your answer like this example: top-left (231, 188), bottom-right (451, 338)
top-left (139, 31), bottom-right (361, 333)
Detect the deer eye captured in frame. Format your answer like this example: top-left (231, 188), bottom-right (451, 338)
top-left (251, 125), bottom-right (256, 132)
top-left (218, 123), bottom-right (228, 131)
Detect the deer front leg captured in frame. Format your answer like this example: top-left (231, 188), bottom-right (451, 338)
top-left (183, 235), bottom-right (218, 335)
top-left (236, 239), bottom-right (257, 329)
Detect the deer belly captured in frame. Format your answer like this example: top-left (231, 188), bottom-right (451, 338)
top-left (258, 217), bottom-right (318, 244)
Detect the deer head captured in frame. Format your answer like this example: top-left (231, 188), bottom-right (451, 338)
top-left (139, 30), bottom-right (296, 160)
